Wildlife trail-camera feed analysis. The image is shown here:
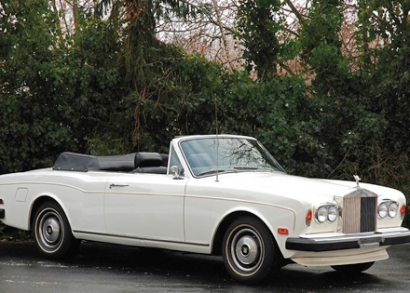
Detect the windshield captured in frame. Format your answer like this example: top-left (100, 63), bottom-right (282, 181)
top-left (180, 137), bottom-right (285, 177)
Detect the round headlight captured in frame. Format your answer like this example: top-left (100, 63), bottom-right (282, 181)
top-left (378, 203), bottom-right (388, 218)
top-left (388, 202), bottom-right (398, 218)
top-left (328, 206), bottom-right (338, 222)
top-left (316, 206), bottom-right (328, 223)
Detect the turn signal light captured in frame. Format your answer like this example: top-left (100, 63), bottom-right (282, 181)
top-left (306, 210), bottom-right (312, 226)
top-left (278, 228), bottom-right (288, 235)
top-left (401, 204), bottom-right (407, 216)
top-left (0, 199), bottom-right (3, 204)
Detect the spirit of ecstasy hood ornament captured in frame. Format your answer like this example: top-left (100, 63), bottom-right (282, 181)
top-left (353, 175), bottom-right (361, 188)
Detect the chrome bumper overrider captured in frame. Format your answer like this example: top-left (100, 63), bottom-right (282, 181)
top-left (286, 230), bottom-right (410, 252)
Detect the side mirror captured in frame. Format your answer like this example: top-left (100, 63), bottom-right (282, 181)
top-left (170, 165), bottom-right (184, 179)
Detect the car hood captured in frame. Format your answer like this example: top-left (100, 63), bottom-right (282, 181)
top-left (203, 171), bottom-right (397, 204)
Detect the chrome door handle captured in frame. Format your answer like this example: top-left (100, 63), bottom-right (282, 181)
top-left (109, 184), bottom-right (129, 189)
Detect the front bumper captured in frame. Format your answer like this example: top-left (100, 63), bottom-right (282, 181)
top-left (286, 229), bottom-right (410, 252)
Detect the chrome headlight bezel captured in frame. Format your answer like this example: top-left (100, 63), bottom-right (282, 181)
top-left (388, 202), bottom-right (398, 218)
top-left (378, 201), bottom-right (399, 219)
top-left (316, 206), bottom-right (328, 223)
top-left (327, 205), bottom-right (338, 222)
top-left (378, 202), bottom-right (388, 218)
top-left (315, 204), bottom-right (339, 224)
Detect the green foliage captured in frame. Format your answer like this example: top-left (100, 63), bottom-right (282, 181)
top-left (0, 0), bottom-right (75, 172)
top-left (218, 74), bottom-right (314, 174)
top-left (0, 0), bottom-right (127, 172)
top-left (299, 0), bottom-right (347, 94)
top-left (0, 0), bottom-right (410, 227)
top-left (292, 0), bottom-right (410, 206)
top-left (235, 0), bottom-right (285, 80)
top-left (350, 0), bottom-right (410, 204)
top-left (61, 15), bottom-right (127, 148)
top-left (128, 51), bottom-right (228, 152)
top-left (356, 1), bottom-right (410, 151)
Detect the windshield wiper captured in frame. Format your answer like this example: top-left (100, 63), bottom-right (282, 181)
top-left (234, 166), bottom-right (274, 172)
top-left (197, 169), bottom-right (238, 176)
top-left (197, 167), bottom-right (273, 176)
top-left (197, 169), bottom-right (225, 176)
top-left (234, 166), bottom-right (258, 170)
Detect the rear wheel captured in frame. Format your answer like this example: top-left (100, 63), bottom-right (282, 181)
top-left (222, 216), bottom-right (280, 284)
top-left (331, 262), bottom-right (374, 273)
top-left (33, 201), bottom-right (80, 259)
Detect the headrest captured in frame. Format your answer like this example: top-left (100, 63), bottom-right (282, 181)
top-left (161, 154), bottom-right (169, 167)
top-left (97, 153), bottom-right (136, 171)
top-left (134, 152), bottom-right (163, 168)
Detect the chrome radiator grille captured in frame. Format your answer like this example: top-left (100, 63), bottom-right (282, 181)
top-left (343, 196), bottom-right (377, 234)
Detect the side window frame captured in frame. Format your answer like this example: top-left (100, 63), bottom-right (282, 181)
top-left (168, 145), bottom-right (183, 175)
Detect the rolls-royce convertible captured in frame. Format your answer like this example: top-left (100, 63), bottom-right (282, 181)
top-left (0, 134), bottom-right (409, 284)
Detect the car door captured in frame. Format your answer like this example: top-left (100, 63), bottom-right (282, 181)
top-left (104, 172), bottom-right (186, 243)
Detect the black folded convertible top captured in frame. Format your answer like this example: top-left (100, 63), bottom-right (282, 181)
top-left (53, 152), bottom-right (167, 172)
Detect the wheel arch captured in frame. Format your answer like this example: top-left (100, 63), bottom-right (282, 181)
top-left (30, 195), bottom-right (81, 258)
top-left (29, 196), bottom-right (64, 230)
top-left (211, 210), bottom-right (282, 258)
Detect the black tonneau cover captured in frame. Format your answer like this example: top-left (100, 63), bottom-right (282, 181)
top-left (53, 152), bottom-right (166, 172)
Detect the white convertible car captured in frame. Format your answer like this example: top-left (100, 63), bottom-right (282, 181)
top-left (0, 134), bottom-right (409, 284)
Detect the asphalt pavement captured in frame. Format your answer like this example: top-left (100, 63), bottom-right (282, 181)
top-left (1, 240), bottom-right (410, 293)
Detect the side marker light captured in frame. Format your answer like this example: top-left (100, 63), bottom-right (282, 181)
top-left (278, 228), bottom-right (289, 235)
top-left (401, 204), bottom-right (407, 216)
top-left (306, 210), bottom-right (312, 226)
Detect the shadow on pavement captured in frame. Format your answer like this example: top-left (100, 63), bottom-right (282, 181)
top-left (0, 241), bottom-right (400, 292)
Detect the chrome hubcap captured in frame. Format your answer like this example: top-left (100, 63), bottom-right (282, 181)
top-left (38, 210), bottom-right (62, 250)
top-left (236, 235), bottom-right (258, 265)
top-left (230, 227), bottom-right (264, 272)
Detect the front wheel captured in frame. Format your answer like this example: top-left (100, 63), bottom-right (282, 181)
top-left (331, 262), bottom-right (374, 274)
top-left (222, 217), bottom-right (280, 284)
top-left (33, 201), bottom-right (80, 259)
